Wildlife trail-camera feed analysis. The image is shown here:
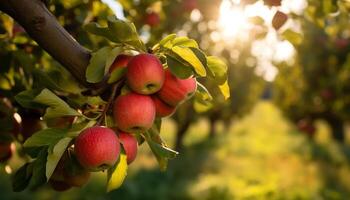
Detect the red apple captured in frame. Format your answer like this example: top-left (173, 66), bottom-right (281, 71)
top-left (297, 119), bottom-right (316, 137)
top-left (157, 70), bottom-right (197, 106)
top-left (109, 54), bottom-right (133, 73)
top-left (272, 11), bottom-right (288, 30)
top-left (74, 126), bottom-right (120, 171)
top-left (126, 54), bottom-right (165, 95)
top-left (118, 132), bottom-right (138, 164)
top-left (183, 0), bottom-right (197, 12)
top-left (145, 12), bottom-right (160, 27)
top-left (49, 180), bottom-right (72, 191)
top-left (0, 143), bottom-right (12, 163)
top-left (151, 96), bottom-right (176, 118)
top-left (113, 92), bottom-right (156, 133)
top-left (264, 0), bottom-right (281, 6)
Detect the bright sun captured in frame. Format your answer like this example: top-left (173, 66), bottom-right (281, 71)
top-left (218, 0), bottom-right (272, 41)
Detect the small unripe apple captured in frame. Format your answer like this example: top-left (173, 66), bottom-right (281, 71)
top-left (0, 143), bottom-right (12, 163)
top-left (145, 12), bottom-right (160, 27)
top-left (157, 70), bottom-right (197, 106)
top-left (49, 180), bottom-right (72, 191)
top-left (74, 126), bottom-right (120, 171)
top-left (113, 93), bottom-right (156, 133)
top-left (109, 54), bottom-right (133, 73)
top-left (63, 152), bottom-right (91, 187)
top-left (63, 168), bottom-right (90, 187)
top-left (118, 132), bottom-right (138, 164)
top-left (126, 54), bottom-right (165, 95)
top-left (46, 117), bottom-right (75, 129)
top-left (183, 0), bottom-right (197, 12)
top-left (272, 11), bottom-right (288, 30)
top-left (151, 96), bottom-right (176, 118)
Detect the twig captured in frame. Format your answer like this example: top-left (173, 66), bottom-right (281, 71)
top-left (96, 79), bottom-right (125, 126)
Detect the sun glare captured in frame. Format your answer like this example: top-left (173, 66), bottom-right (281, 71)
top-left (218, 2), bottom-right (247, 39)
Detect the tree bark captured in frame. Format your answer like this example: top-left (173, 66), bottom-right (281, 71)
top-left (0, 0), bottom-right (92, 87)
top-left (175, 120), bottom-right (191, 151)
top-left (326, 116), bottom-right (345, 143)
top-left (208, 117), bottom-right (217, 138)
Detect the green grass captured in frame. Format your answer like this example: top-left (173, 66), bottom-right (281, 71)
top-left (1, 101), bottom-right (350, 200)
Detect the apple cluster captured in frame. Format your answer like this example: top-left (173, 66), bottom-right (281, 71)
top-left (64, 53), bottom-right (196, 190)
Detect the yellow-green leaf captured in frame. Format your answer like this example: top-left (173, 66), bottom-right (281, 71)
top-left (106, 153), bottom-right (128, 192)
top-left (219, 80), bottom-right (230, 100)
top-left (172, 46), bottom-right (206, 76)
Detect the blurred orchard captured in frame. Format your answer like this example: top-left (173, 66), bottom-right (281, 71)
top-left (1, 0), bottom-right (350, 199)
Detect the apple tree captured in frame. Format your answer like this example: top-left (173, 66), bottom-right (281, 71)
top-left (0, 0), bottom-right (229, 192)
top-left (273, 0), bottom-right (350, 141)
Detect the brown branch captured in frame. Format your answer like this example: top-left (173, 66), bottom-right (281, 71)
top-left (0, 0), bottom-right (99, 88)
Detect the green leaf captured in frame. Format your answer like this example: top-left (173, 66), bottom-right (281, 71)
top-left (172, 37), bottom-right (199, 48)
top-left (159, 34), bottom-right (177, 46)
top-left (86, 46), bottom-right (112, 83)
top-left (194, 97), bottom-right (213, 113)
top-left (84, 23), bottom-right (113, 41)
top-left (281, 29), bottom-right (303, 46)
top-left (106, 153), bottom-right (128, 192)
top-left (33, 69), bottom-right (64, 92)
top-left (172, 46), bottom-right (206, 76)
top-left (34, 89), bottom-right (81, 119)
top-left (15, 89), bottom-right (44, 109)
top-left (105, 47), bottom-right (123, 74)
top-left (12, 163), bottom-right (33, 192)
top-left (145, 131), bottom-right (178, 171)
top-left (207, 56), bottom-right (228, 85)
top-left (28, 148), bottom-right (48, 190)
top-left (108, 67), bottom-right (127, 84)
top-left (23, 128), bottom-right (66, 148)
top-left (196, 82), bottom-right (213, 102)
top-left (46, 137), bottom-right (72, 180)
top-left (219, 80), bottom-right (230, 100)
top-left (166, 55), bottom-right (194, 79)
top-left (107, 17), bottom-right (145, 51)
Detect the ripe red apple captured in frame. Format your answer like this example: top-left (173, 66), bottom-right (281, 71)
top-left (183, 0), bottom-right (198, 12)
top-left (74, 126), bottom-right (120, 171)
top-left (264, 0), bottom-right (281, 6)
top-left (145, 12), bottom-right (160, 27)
top-left (109, 54), bottom-right (133, 73)
top-left (0, 143), bottom-right (12, 163)
top-left (113, 92), bottom-right (156, 133)
top-left (118, 132), bottom-right (138, 164)
top-left (49, 180), bottom-right (72, 191)
top-left (151, 96), bottom-right (176, 118)
top-left (126, 54), bottom-right (165, 95)
top-left (272, 11), bottom-right (288, 30)
top-left (157, 70), bottom-right (197, 106)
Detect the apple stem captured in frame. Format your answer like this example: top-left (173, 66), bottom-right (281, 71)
top-left (96, 79), bottom-right (125, 126)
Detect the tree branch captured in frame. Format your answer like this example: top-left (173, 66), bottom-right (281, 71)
top-left (0, 0), bottom-right (93, 87)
